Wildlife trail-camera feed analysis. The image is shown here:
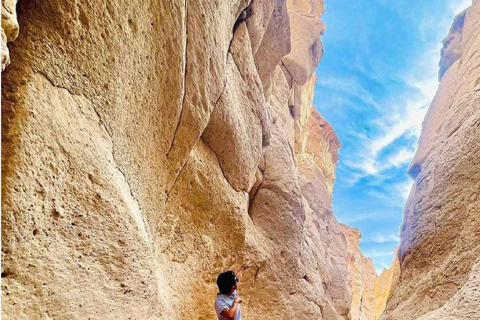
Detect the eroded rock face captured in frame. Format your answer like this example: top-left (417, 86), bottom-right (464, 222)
top-left (1, 0), bottom-right (19, 70)
top-left (340, 224), bottom-right (377, 320)
top-left (2, 0), bottom-right (354, 319)
top-left (383, 2), bottom-right (480, 319)
top-left (374, 247), bottom-right (400, 320)
top-left (438, 8), bottom-right (467, 80)
top-left (296, 114), bottom-right (350, 318)
top-left (282, 8), bottom-right (325, 85)
top-left (417, 259), bottom-right (480, 320)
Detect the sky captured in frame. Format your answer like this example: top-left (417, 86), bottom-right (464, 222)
top-left (314, 0), bottom-right (472, 273)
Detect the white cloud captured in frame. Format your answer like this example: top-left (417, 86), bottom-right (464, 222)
top-left (366, 233), bottom-right (400, 244)
top-left (396, 179), bottom-right (414, 201)
top-left (323, 17), bottom-right (451, 186)
top-left (339, 0), bottom-right (468, 183)
top-left (318, 77), bottom-right (381, 109)
top-left (338, 170), bottom-right (365, 186)
top-left (449, 0), bottom-right (472, 15)
top-left (343, 47), bottom-right (436, 181)
top-left (364, 178), bottom-right (414, 208)
top-left (388, 148), bottom-right (416, 168)
top-left (362, 249), bottom-right (396, 257)
top-left (339, 210), bottom-right (388, 224)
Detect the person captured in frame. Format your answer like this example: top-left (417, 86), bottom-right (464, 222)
top-left (214, 262), bottom-right (251, 320)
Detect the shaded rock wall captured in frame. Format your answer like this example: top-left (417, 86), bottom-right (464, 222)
top-left (439, 8), bottom-right (468, 80)
top-left (383, 1), bottom-right (480, 319)
top-left (1, 0), bottom-right (354, 319)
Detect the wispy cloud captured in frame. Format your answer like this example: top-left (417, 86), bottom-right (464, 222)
top-left (388, 148), bottom-right (416, 168)
top-left (317, 0), bottom-right (473, 272)
top-left (340, 210), bottom-right (396, 224)
top-left (450, 0), bottom-right (472, 15)
top-left (337, 170), bottom-right (365, 186)
top-left (341, 0), bottom-right (470, 183)
top-left (396, 179), bottom-right (413, 201)
top-left (318, 76), bottom-right (381, 109)
top-left (362, 249), bottom-right (396, 257)
top-left (365, 178), bottom-right (413, 208)
top-left (365, 233), bottom-right (400, 244)
top-left (342, 48), bottom-right (436, 182)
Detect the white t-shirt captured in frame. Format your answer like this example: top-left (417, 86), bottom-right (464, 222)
top-left (214, 291), bottom-right (241, 320)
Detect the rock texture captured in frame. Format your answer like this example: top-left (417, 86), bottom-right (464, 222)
top-left (294, 87), bottom-right (351, 319)
top-left (374, 247), bottom-right (400, 320)
top-left (340, 224), bottom-right (378, 320)
top-left (439, 8), bottom-right (467, 80)
top-left (416, 259), bottom-right (480, 320)
top-left (1, 0), bottom-right (357, 319)
top-left (382, 1), bottom-right (480, 319)
top-left (1, 0), bottom-right (19, 71)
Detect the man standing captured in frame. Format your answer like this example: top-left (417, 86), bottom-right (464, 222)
top-left (214, 262), bottom-right (251, 320)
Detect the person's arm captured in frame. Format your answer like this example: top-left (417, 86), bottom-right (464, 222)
top-left (219, 296), bottom-right (242, 320)
top-left (235, 260), bottom-right (252, 281)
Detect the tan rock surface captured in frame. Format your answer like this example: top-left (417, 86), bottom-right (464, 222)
top-left (1, 0), bottom-right (19, 70)
top-left (6, 0), bottom-right (478, 319)
top-left (1, 0), bottom-right (357, 319)
top-left (247, 0), bottom-right (291, 94)
top-left (340, 225), bottom-right (377, 320)
top-left (282, 8), bottom-right (325, 85)
top-left (417, 258), bottom-right (480, 320)
top-left (374, 247), bottom-right (400, 320)
top-left (287, 0), bottom-right (325, 18)
top-left (297, 141), bottom-right (351, 319)
top-left (202, 22), bottom-right (268, 192)
top-left (383, 1), bottom-right (480, 319)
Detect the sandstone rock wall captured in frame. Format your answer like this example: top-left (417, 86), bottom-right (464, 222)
top-left (374, 247), bottom-right (400, 320)
top-left (382, 1), bottom-right (480, 319)
top-left (340, 224), bottom-right (378, 320)
top-left (1, 0), bottom-right (19, 71)
top-left (1, 0), bottom-right (354, 319)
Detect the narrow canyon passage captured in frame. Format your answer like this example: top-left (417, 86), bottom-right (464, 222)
top-left (1, 0), bottom-right (479, 320)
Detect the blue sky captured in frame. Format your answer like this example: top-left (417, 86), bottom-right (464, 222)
top-left (314, 0), bottom-right (472, 273)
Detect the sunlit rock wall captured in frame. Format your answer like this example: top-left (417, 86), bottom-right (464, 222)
top-left (382, 1), bottom-right (480, 319)
top-left (340, 224), bottom-right (377, 320)
top-left (374, 247), bottom-right (400, 320)
top-left (1, 0), bottom-right (19, 70)
top-left (1, 0), bottom-right (354, 319)
top-left (293, 79), bottom-right (351, 319)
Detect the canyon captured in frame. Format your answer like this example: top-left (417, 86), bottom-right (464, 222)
top-left (1, 0), bottom-right (479, 320)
